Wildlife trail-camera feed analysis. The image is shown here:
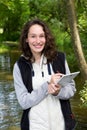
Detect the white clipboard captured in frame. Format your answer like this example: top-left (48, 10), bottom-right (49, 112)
top-left (57, 71), bottom-right (80, 87)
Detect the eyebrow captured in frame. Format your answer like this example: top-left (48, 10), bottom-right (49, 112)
top-left (29, 33), bottom-right (45, 35)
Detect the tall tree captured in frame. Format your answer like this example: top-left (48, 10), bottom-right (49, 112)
top-left (64, 0), bottom-right (87, 80)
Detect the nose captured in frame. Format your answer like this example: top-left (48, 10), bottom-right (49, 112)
top-left (36, 37), bottom-right (40, 43)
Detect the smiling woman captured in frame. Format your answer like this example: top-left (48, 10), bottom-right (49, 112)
top-left (13, 19), bottom-right (76, 130)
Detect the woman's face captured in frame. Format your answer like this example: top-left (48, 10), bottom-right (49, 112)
top-left (26, 24), bottom-right (46, 56)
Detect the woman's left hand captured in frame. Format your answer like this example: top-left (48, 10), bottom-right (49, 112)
top-left (52, 84), bottom-right (61, 96)
top-left (48, 83), bottom-right (61, 96)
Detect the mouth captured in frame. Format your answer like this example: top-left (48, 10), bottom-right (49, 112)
top-left (34, 44), bottom-right (43, 49)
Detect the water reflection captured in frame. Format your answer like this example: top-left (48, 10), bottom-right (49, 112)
top-left (0, 81), bottom-right (21, 130)
top-left (0, 52), bottom-right (87, 130)
top-left (0, 54), bottom-right (11, 71)
top-left (0, 53), bottom-right (21, 130)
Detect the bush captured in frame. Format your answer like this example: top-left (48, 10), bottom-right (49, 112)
top-left (79, 80), bottom-right (87, 107)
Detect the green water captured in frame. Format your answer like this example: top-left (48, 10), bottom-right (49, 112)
top-left (0, 52), bottom-right (87, 130)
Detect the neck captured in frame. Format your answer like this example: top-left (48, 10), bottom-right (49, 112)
top-left (33, 53), bottom-right (42, 64)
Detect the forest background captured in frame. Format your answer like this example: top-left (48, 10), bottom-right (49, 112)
top-left (0, 0), bottom-right (87, 105)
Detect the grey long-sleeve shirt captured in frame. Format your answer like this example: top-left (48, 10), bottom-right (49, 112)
top-left (13, 60), bottom-right (76, 110)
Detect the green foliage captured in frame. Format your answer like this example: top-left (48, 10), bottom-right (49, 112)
top-left (0, 44), bottom-right (10, 53)
top-left (29, 0), bottom-right (59, 21)
top-left (79, 80), bottom-right (87, 107)
top-left (0, 0), bottom-right (30, 41)
top-left (78, 13), bottom-right (87, 60)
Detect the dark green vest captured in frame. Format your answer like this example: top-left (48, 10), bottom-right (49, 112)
top-left (17, 52), bottom-right (76, 130)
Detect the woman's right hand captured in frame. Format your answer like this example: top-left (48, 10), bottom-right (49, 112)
top-left (50, 73), bottom-right (63, 85)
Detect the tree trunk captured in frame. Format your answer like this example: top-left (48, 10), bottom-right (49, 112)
top-left (64, 0), bottom-right (87, 80)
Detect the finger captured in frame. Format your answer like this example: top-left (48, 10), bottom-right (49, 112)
top-left (48, 84), bottom-right (56, 94)
top-left (51, 84), bottom-right (59, 93)
top-left (48, 84), bottom-right (53, 93)
top-left (55, 84), bottom-right (61, 89)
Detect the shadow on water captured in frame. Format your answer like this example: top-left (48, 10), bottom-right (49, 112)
top-left (0, 51), bottom-right (87, 130)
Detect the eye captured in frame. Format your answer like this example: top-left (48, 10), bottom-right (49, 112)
top-left (29, 35), bottom-right (36, 38)
top-left (40, 34), bottom-right (45, 38)
top-left (32, 35), bottom-right (35, 38)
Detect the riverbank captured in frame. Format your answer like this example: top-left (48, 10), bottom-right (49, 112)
top-left (0, 41), bottom-right (18, 53)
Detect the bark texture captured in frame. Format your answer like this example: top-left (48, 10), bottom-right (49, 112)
top-left (65, 0), bottom-right (87, 80)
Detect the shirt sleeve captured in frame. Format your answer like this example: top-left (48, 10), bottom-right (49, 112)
top-left (13, 63), bottom-right (48, 110)
top-left (57, 60), bottom-right (76, 99)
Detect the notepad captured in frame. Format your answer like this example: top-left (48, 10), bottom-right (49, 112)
top-left (57, 71), bottom-right (80, 87)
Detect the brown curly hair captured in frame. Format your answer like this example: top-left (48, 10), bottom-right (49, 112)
top-left (20, 19), bottom-right (58, 63)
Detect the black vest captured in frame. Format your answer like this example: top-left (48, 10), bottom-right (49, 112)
top-left (17, 52), bottom-right (76, 130)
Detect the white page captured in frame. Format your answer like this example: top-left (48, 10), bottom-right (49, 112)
top-left (57, 71), bottom-right (80, 87)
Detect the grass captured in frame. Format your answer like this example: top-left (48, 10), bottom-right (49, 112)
top-left (0, 42), bottom-right (18, 53)
top-left (0, 44), bottom-right (10, 53)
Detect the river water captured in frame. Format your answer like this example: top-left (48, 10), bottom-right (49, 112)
top-left (0, 52), bottom-right (87, 130)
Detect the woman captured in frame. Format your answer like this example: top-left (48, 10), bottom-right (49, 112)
top-left (13, 19), bottom-right (76, 130)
